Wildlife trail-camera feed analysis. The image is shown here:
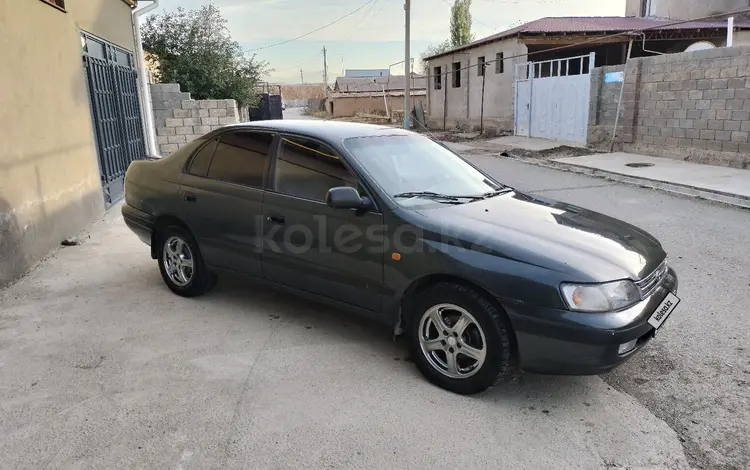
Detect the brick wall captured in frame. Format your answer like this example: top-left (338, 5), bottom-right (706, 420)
top-left (150, 84), bottom-right (239, 155)
top-left (595, 46), bottom-right (750, 169)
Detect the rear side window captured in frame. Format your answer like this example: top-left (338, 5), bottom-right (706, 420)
top-left (274, 136), bottom-right (357, 201)
top-left (207, 131), bottom-right (274, 188)
top-left (188, 138), bottom-right (218, 177)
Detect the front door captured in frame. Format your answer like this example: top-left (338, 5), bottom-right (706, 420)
top-left (179, 130), bottom-right (275, 277)
top-left (262, 135), bottom-right (385, 311)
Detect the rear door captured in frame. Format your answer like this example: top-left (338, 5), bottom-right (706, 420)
top-left (262, 134), bottom-right (385, 311)
top-left (179, 130), bottom-right (275, 277)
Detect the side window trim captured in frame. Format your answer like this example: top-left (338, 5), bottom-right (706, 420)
top-left (202, 129), bottom-right (276, 189)
top-left (269, 132), bottom-right (380, 213)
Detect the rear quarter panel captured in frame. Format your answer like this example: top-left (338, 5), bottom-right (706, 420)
top-left (125, 139), bottom-right (206, 218)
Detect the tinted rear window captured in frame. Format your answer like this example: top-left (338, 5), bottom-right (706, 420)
top-left (206, 131), bottom-right (274, 188)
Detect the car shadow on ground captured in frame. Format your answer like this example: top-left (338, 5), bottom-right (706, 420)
top-left (173, 270), bottom-right (600, 406)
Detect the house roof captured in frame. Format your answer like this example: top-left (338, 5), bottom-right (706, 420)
top-left (330, 90), bottom-right (427, 99)
top-left (333, 74), bottom-right (427, 93)
top-left (425, 16), bottom-right (750, 60)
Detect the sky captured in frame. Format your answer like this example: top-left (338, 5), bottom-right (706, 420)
top-left (143, 0), bottom-right (627, 84)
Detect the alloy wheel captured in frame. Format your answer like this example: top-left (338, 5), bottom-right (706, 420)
top-left (418, 303), bottom-right (487, 379)
top-left (162, 235), bottom-right (194, 287)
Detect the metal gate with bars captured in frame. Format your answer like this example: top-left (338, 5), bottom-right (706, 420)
top-left (514, 53), bottom-right (594, 144)
top-left (82, 32), bottom-right (146, 206)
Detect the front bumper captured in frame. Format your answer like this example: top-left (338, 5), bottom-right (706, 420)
top-left (504, 267), bottom-right (678, 375)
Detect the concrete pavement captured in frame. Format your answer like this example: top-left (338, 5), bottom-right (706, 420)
top-left (0, 204), bottom-right (692, 465)
top-left (444, 134), bottom-right (750, 209)
top-left (553, 152), bottom-right (750, 208)
top-left (282, 106), bottom-right (319, 120)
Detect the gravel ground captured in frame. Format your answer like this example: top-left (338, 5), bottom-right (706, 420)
top-left (464, 153), bottom-right (750, 470)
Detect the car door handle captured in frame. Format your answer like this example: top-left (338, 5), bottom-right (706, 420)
top-left (266, 215), bottom-right (285, 225)
top-left (183, 192), bottom-right (197, 202)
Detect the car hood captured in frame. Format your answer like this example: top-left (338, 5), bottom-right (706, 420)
top-left (413, 191), bottom-right (666, 282)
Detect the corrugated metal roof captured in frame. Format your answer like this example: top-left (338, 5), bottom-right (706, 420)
top-left (425, 16), bottom-right (750, 60)
top-left (334, 75), bottom-right (427, 93)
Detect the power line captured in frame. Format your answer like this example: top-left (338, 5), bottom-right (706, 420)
top-left (429, 8), bottom-right (750, 77)
top-left (246, 0), bottom-right (377, 52)
top-left (340, 0), bottom-right (391, 41)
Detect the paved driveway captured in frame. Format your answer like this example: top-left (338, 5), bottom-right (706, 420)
top-left (0, 161), bottom-right (703, 469)
top-left (282, 107), bottom-right (318, 120)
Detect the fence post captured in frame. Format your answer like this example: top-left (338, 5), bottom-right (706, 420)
top-left (610, 41), bottom-right (632, 152)
top-left (443, 67), bottom-right (448, 131)
top-left (480, 69), bottom-right (486, 134)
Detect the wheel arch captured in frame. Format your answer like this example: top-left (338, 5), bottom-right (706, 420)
top-left (150, 215), bottom-right (191, 259)
top-left (397, 273), bottom-right (518, 356)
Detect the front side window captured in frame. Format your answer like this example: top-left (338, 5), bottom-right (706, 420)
top-left (452, 62), bottom-right (461, 87)
top-left (274, 136), bottom-right (357, 201)
top-left (478, 56), bottom-right (486, 76)
top-left (343, 135), bottom-right (502, 207)
top-left (206, 131), bottom-right (273, 188)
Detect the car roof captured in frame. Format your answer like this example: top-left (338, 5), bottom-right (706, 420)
top-left (221, 119), bottom-right (415, 142)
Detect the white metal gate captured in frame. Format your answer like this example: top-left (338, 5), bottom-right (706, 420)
top-left (514, 53), bottom-right (594, 144)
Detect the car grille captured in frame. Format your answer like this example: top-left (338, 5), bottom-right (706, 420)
top-left (635, 260), bottom-right (668, 299)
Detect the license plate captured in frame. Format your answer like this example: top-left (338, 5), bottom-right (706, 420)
top-left (648, 292), bottom-right (680, 331)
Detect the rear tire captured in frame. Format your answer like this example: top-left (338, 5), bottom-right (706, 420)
top-left (409, 282), bottom-right (514, 395)
top-left (157, 225), bottom-right (215, 297)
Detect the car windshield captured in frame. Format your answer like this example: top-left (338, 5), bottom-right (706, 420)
top-left (343, 134), bottom-right (505, 206)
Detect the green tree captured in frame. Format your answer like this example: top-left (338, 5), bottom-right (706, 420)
top-left (142, 4), bottom-right (269, 107)
top-left (420, 0), bottom-right (474, 73)
top-left (420, 40), bottom-right (451, 74)
top-left (449, 0), bottom-right (474, 47)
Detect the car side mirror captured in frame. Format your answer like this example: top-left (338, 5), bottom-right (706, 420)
top-left (326, 186), bottom-right (373, 211)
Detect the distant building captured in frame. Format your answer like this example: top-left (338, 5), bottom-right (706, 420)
top-left (329, 74), bottom-right (427, 118)
top-left (625, 0), bottom-right (750, 20)
top-left (344, 69), bottom-right (390, 78)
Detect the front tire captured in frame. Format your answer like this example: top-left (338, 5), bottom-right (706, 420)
top-left (409, 282), bottom-right (514, 395)
top-left (157, 225), bottom-right (215, 297)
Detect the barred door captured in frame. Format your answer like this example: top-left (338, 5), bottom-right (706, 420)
top-left (82, 32), bottom-right (146, 206)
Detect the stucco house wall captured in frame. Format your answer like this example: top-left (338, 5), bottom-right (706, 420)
top-left (0, 0), bottom-right (137, 286)
top-left (426, 39), bottom-right (527, 133)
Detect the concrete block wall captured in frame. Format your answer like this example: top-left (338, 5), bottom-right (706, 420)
top-left (595, 46), bottom-right (750, 168)
top-left (150, 84), bottom-right (240, 155)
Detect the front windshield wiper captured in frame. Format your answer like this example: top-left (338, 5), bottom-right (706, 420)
top-left (393, 189), bottom-right (513, 203)
top-left (393, 191), bottom-right (461, 200)
top-left (481, 188), bottom-right (514, 198)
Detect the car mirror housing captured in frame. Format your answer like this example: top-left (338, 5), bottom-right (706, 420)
top-left (326, 186), bottom-right (371, 211)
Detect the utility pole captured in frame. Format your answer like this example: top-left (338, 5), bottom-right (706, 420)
top-left (323, 46), bottom-right (329, 98)
top-left (403, 0), bottom-right (411, 129)
top-left (300, 69), bottom-right (304, 84)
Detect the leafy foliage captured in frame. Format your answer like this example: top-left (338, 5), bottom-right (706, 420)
top-left (420, 40), bottom-right (451, 73)
top-left (141, 5), bottom-right (270, 107)
top-left (449, 0), bottom-right (474, 47)
top-left (420, 0), bottom-right (474, 72)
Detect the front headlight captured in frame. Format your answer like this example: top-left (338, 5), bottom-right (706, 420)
top-left (560, 280), bottom-right (641, 313)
